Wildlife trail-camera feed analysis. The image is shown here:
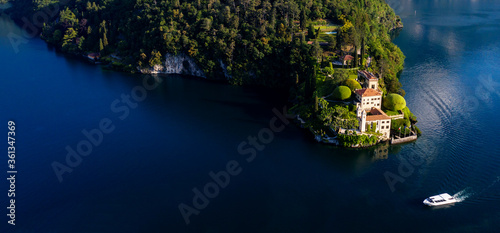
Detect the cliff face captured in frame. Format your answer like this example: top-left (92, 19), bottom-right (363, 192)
top-left (139, 53), bottom-right (206, 78)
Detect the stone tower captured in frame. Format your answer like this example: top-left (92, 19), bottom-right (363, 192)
top-left (368, 78), bottom-right (378, 90)
top-left (359, 110), bottom-right (367, 132)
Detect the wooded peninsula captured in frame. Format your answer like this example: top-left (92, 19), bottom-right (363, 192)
top-left (6, 0), bottom-right (419, 147)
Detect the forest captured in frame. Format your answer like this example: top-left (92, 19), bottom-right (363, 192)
top-left (8, 0), bottom-right (404, 93)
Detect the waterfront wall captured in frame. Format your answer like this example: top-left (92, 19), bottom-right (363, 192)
top-left (391, 135), bottom-right (418, 144)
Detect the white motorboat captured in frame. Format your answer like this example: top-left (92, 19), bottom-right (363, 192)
top-left (423, 193), bottom-right (457, 206)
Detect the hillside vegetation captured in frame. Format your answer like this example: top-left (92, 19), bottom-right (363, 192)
top-left (9, 0), bottom-right (404, 92)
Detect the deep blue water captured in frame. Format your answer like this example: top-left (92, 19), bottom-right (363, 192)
top-left (1, 0), bottom-right (500, 232)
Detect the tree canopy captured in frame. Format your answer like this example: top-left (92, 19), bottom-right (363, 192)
top-left (333, 86), bottom-right (352, 100)
top-left (383, 93), bottom-right (406, 111)
top-left (9, 0), bottom-right (405, 91)
top-left (344, 79), bottom-right (362, 91)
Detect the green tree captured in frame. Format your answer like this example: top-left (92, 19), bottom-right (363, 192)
top-left (62, 28), bottom-right (77, 52)
top-left (324, 67), bottom-right (334, 76)
top-left (326, 34), bottom-right (336, 51)
top-left (277, 23), bottom-right (286, 38)
top-left (344, 79), bottom-right (362, 91)
top-left (149, 50), bottom-right (163, 67)
top-left (77, 36), bottom-right (85, 51)
top-left (99, 38), bottom-right (104, 51)
top-left (201, 18), bottom-right (212, 31)
top-left (307, 24), bottom-right (316, 40)
top-left (383, 93), bottom-right (406, 111)
top-left (52, 29), bottom-right (63, 44)
top-left (333, 69), bottom-right (348, 84)
top-left (102, 32), bottom-right (108, 47)
top-left (299, 8), bottom-right (306, 31)
top-left (333, 86), bottom-right (351, 100)
top-left (60, 7), bottom-right (78, 27)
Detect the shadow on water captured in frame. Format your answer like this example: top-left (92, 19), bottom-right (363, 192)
top-left (304, 141), bottom-right (399, 176)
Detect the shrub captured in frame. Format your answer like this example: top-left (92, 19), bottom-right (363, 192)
top-left (332, 69), bottom-right (348, 84)
top-left (333, 86), bottom-right (351, 100)
top-left (383, 93), bottom-right (406, 111)
top-left (324, 67), bottom-right (334, 76)
top-left (348, 104), bottom-right (356, 112)
top-left (402, 106), bottom-right (411, 119)
top-left (338, 133), bottom-right (379, 147)
top-left (414, 125), bottom-right (422, 136)
top-left (391, 118), bottom-right (410, 130)
top-left (344, 79), bottom-right (362, 91)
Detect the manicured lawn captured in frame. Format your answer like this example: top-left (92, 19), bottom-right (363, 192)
top-left (384, 110), bottom-right (401, 116)
top-left (317, 33), bottom-right (334, 43)
top-left (313, 25), bottom-right (339, 31)
top-left (313, 19), bottom-right (339, 43)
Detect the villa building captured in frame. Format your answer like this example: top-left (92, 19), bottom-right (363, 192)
top-left (358, 70), bottom-right (379, 89)
top-left (353, 70), bottom-right (392, 139)
top-left (357, 107), bottom-right (392, 139)
top-left (355, 88), bottom-right (383, 110)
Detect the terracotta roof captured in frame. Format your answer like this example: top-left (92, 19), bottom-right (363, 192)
top-left (366, 107), bottom-right (391, 121)
top-left (358, 70), bottom-right (378, 80)
top-left (343, 55), bottom-right (353, 61)
top-left (355, 88), bottom-right (382, 97)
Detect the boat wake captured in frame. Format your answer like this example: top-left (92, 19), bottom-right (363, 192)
top-left (452, 188), bottom-right (473, 202)
top-left (451, 177), bottom-right (500, 203)
top-left (484, 176), bottom-right (500, 191)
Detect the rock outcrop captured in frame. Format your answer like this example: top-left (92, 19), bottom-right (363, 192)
top-left (139, 53), bottom-right (206, 78)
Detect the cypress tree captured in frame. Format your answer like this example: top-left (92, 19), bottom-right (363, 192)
top-left (314, 94), bottom-right (319, 113)
top-left (360, 37), bottom-right (365, 67)
top-left (103, 32), bottom-right (108, 47)
top-left (354, 45), bottom-right (358, 67)
top-left (99, 38), bottom-right (104, 51)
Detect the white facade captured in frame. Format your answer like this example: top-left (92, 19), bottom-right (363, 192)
top-left (355, 89), bottom-right (383, 111)
top-left (365, 118), bottom-right (391, 139)
top-left (353, 70), bottom-right (392, 139)
top-left (359, 95), bottom-right (382, 110)
top-left (357, 106), bottom-right (392, 139)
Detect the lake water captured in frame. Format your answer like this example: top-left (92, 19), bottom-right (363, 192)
top-left (1, 0), bottom-right (500, 232)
